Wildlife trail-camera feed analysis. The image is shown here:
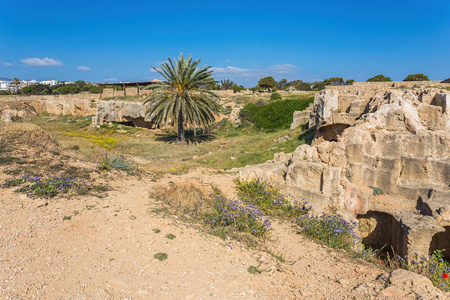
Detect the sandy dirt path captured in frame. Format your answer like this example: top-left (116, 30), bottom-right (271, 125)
top-left (0, 169), bottom-right (400, 299)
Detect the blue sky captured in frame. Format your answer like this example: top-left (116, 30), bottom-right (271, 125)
top-left (0, 0), bottom-right (449, 86)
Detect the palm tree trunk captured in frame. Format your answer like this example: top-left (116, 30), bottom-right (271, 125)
top-left (177, 115), bottom-right (186, 144)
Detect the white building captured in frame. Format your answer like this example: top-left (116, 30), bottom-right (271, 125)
top-left (40, 80), bottom-right (58, 86)
top-left (0, 81), bottom-right (10, 91)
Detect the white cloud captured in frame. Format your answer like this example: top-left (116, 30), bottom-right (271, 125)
top-left (211, 64), bottom-right (298, 83)
top-left (268, 64), bottom-right (297, 75)
top-left (77, 65), bottom-right (91, 71)
top-left (103, 78), bottom-right (118, 82)
top-left (21, 57), bottom-right (63, 67)
top-left (211, 66), bottom-right (250, 75)
top-left (225, 59), bottom-right (232, 63)
top-left (1, 62), bottom-right (13, 66)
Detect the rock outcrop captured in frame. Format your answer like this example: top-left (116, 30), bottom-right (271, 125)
top-left (290, 103), bottom-right (314, 129)
top-left (30, 98), bottom-right (96, 116)
top-left (237, 82), bottom-right (450, 259)
top-left (92, 100), bottom-right (154, 128)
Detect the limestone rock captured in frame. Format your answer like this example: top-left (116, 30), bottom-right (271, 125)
top-left (93, 100), bottom-right (154, 128)
top-left (238, 83), bottom-right (450, 258)
top-left (384, 269), bottom-right (448, 299)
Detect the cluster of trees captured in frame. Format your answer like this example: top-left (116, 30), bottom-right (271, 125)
top-left (208, 73), bottom-right (432, 93)
top-left (19, 80), bottom-right (102, 95)
top-left (205, 78), bottom-right (245, 93)
top-left (366, 73), bottom-right (430, 82)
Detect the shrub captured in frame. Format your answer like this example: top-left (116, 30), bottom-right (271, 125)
top-left (366, 74), bottom-right (392, 82)
top-left (323, 77), bottom-right (345, 86)
top-left (346, 79), bottom-right (355, 85)
top-left (403, 73), bottom-right (429, 81)
top-left (295, 213), bottom-right (360, 249)
top-left (240, 97), bottom-right (314, 130)
top-left (97, 153), bottom-right (137, 174)
top-left (270, 93), bottom-right (282, 101)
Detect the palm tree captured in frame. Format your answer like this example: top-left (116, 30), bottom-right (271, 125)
top-left (143, 53), bottom-right (221, 144)
top-left (220, 79), bottom-right (235, 90)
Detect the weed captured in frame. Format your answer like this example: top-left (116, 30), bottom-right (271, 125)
top-left (154, 253), bottom-right (168, 261)
top-left (247, 265), bottom-right (264, 274)
top-left (165, 234), bottom-right (176, 240)
top-left (129, 215), bottom-right (137, 220)
top-left (273, 253), bottom-right (286, 263)
top-left (3, 169), bottom-right (21, 175)
top-left (368, 186), bottom-right (383, 196)
top-left (153, 229), bottom-right (161, 233)
top-left (63, 216), bottom-right (72, 221)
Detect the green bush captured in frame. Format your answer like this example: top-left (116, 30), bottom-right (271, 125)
top-left (240, 97), bottom-right (314, 130)
top-left (403, 73), bottom-right (429, 81)
top-left (270, 93), bottom-right (282, 101)
top-left (97, 153), bottom-right (137, 174)
top-left (366, 74), bottom-right (392, 82)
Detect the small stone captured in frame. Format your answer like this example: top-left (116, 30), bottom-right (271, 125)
top-left (36, 200), bottom-right (48, 208)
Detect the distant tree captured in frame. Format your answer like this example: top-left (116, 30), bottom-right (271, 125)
top-left (441, 78), bottom-right (450, 83)
top-left (403, 74), bottom-right (429, 81)
top-left (220, 79), bottom-right (235, 90)
top-left (19, 86), bottom-right (36, 95)
top-left (323, 77), bottom-right (345, 86)
top-left (74, 80), bottom-right (86, 87)
top-left (366, 74), bottom-right (392, 82)
top-left (312, 81), bottom-right (326, 90)
top-left (12, 78), bottom-right (20, 85)
top-left (346, 79), bottom-right (355, 85)
top-left (231, 84), bottom-right (245, 93)
top-left (143, 53), bottom-right (221, 144)
top-left (288, 80), bottom-right (312, 91)
top-left (276, 78), bottom-right (288, 90)
top-left (257, 76), bottom-right (276, 92)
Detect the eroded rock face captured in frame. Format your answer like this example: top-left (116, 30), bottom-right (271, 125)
top-left (92, 100), bottom-right (155, 128)
top-left (30, 98), bottom-right (96, 116)
top-left (237, 82), bottom-right (450, 259)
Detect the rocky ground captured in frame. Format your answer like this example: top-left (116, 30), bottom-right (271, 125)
top-left (1, 166), bottom-right (448, 299)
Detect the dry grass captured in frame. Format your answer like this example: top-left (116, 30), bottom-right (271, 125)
top-left (150, 181), bottom-right (215, 214)
top-left (0, 122), bottom-right (62, 153)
